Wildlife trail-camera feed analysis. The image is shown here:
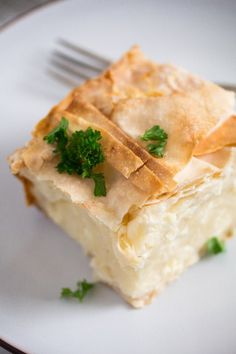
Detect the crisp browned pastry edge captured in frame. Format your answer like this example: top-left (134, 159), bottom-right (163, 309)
top-left (194, 115), bottom-right (236, 155)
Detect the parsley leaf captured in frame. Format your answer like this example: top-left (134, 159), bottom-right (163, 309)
top-left (141, 125), bottom-right (167, 142)
top-left (44, 118), bottom-right (106, 197)
top-left (206, 237), bottom-right (225, 255)
top-left (147, 142), bottom-right (167, 157)
top-left (61, 280), bottom-right (95, 302)
top-left (141, 125), bottom-right (168, 158)
top-left (44, 116), bottom-right (68, 149)
top-left (92, 173), bottom-right (106, 197)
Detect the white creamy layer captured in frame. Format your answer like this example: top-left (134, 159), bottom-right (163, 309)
top-left (29, 154), bottom-right (236, 307)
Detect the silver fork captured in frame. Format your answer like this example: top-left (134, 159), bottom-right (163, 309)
top-left (50, 38), bottom-right (236, 92)
top-left (50, 38), bottom-right (112, 87)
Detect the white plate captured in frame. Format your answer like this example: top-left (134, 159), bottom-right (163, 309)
top-left (1, 1), bottom-right (236, 353)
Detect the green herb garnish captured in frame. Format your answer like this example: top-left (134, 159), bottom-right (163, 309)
top-left (141, 125), bottom-right (168, 158)
top-left (44, 118), bottom-right (106, 197)
top-left (92, 173), bottom-right (107, 197)
top-left (61, 280), bottom-right (95, 302)
top-left (206, 237), bottom-right (225, 255)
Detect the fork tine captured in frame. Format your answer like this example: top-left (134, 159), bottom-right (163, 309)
top-left (58, 38), bottom-right (112, 66)
top-left (51, 57), bottom-right (91, 80)
top-left (53, 50), bottom-right (102, 72)
top-left (48, 69), bottom-right (81, 87)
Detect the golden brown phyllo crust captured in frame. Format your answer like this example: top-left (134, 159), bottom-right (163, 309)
top-left (9, 46), bottom-right (236, 210)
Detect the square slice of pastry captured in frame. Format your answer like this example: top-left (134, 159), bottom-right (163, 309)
top-left (9, 47), bottom-right (236, 307)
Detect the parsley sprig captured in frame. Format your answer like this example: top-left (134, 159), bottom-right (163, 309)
top-left (61, 280), bottom-right (95, 302)
top-left (44, 117), bottom-right (106, 197)
top-left (141, 125), bottom-right (168, 158)
top-left (206, 237), bottom-right (225, 255)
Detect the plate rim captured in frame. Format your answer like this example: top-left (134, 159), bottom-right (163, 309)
top-left (0, 338), bottom-right (27, 354)
top-left (0, 0), bottom-right (61, 32)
